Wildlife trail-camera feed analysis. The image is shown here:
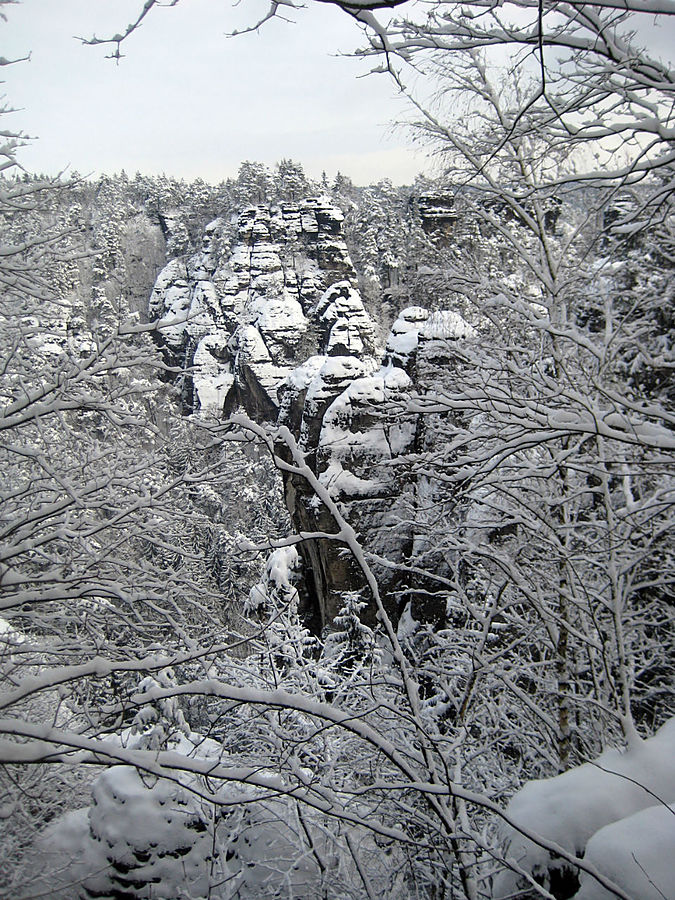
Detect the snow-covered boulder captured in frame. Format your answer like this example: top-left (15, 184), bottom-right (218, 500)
top-left (575, 801), bottom-right (675, 900)
top-left (85, 764), bottom-right (223, 898)
top-left (495, 717), bottom-right (675, 898)
top-left (29, 756), bottom-right (324, 899)
top-left (385, 306), bottom-right (431, 371)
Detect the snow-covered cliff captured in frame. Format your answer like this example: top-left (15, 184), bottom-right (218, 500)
top-left (149, 198), bottom-right (475, 631)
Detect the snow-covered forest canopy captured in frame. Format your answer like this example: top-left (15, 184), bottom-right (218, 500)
top-left (1, 1), bottom-right (674, 898)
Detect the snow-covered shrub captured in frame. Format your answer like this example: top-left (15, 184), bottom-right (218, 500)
top-left (21, 680), bottom-right (326, 900)
top-left (24, 758), bottom-right (325, 899)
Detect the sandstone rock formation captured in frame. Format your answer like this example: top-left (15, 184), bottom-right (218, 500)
top-left (149, 198), bottom-right (475, 633)
top-left (149, 199), bottom-right (367, 419)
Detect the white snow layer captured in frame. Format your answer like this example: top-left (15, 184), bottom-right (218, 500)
top-left (148, 258), bottom-right (188, 322)
top-left (303, 356), bottom-right (375, 412)
top-left (496, 716), bottom-right (675, 898)
top-left (254, 293), bottom-right (306, 334)
top-left (317, 281), bottom-right (378, 357)
top-left (265, 545), bottom-right (300, 589)
top-left (286, 354), bottom-right (328, 391)
top-left (385, 306), bottom-right (475, 368)
top-left (247, 546), bottom-right (300, 612)
top-left (420, 309), bottom-right (475, 340)
top-left (26, 728), bottom-right (322, 899)
top-left (386, 306), bottom-right (430, 364)
top-left (318, 367), bottom-right (415, 498)
top-left (234, 324), bottom-right (289, 393)
top-left (192, 332), bottom-right (234, 412)
top-left (575, 802), bottom-right (675, 899)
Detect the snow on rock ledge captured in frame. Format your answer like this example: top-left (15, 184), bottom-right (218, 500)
top-left (251, 291), bottom-right (307, 362)
top-left (495, 716), bottom-right (675, 899)
top-left (298, 356), bottom-right (377, 459)
top-left (385, 306), bottom-right (475, 374)
top-left (385, 306), bottom-right (430, 370)
top-left (420, 309), bottom-right (475, 340)
top-left (316, 281), bottom-right (379, 359)
top-left (575, 801), bottom-right (675, 900)
top-left (192, 333), bottom-right (234, 413)
top-left (148, 258), bottom-right (191, 350)
top-left (318, 367), bottom-right (416, 500)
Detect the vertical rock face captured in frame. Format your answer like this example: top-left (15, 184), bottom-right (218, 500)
top-left (311, 366), bottom-right (418, 626)
top-left (149, 258), bottom-right (191, 354)
top-left (317, 282), bottom-right (379, 357)
top-left (149, 198), bottom-right (475, 632)
top-left (148, 199), bottom-right (363, 418)
top-left (121, 216), bottom-right (168, 318)
top-left (417, 193), bottom-right (460, 250)
top-left (279, 307), bottom-right (476, 631)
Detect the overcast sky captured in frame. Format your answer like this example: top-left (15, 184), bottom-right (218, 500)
top-left (2, 0), bottom-right (431, 186)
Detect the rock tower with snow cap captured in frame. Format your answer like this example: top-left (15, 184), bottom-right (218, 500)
top-left (147, 198), bottom-right (363, 417)
top-left (149, 200), bottom-right (479, 632)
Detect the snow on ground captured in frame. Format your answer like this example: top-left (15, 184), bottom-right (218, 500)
top-left (22, 723), bottom-right (323, 899)
top-left (495, 716), bottom-right (675, 898)
top-left (575, 801), bottom-right (675, 899)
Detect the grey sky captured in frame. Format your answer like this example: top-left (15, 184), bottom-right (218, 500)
top-left (3, 0), bottom-right (430, 185)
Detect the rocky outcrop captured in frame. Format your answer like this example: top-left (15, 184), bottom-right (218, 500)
top-left (120, 215), bottom-right (167, 318)
top-left (149, 199), bottom-right (476, 633)
top-left (418, 193), bottom-right (458, 242)
top-left (148, 258), bottom-right (191, 354)
top-left (148, 199), bottom-right (366, 418)
top-left (385, 306), bottom-right (431, 371)
top-left (316, 282), bottom-right (379, 358)
top-left (311, 366), bottom-right (418, 625)
top-left (278, 304), bottom-right (477, 630)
